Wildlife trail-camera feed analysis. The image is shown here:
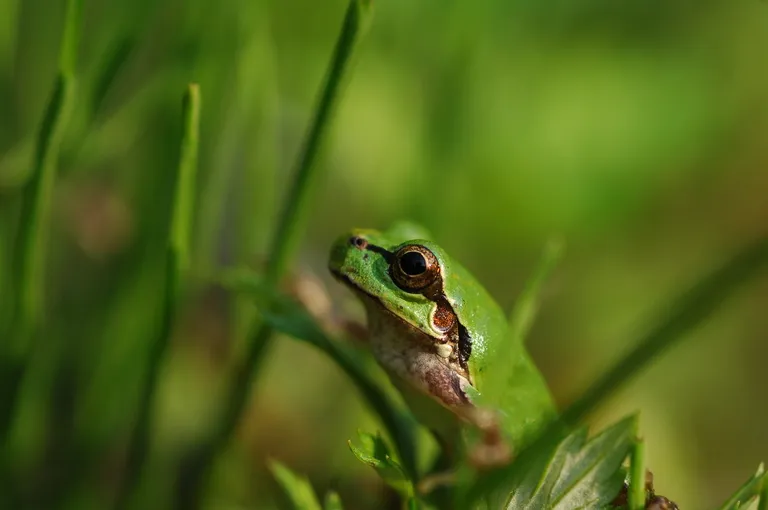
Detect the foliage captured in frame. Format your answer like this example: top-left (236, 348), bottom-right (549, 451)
top-left (1, 0), bottom-right (767, 509)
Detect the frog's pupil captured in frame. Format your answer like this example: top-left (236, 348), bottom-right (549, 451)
top-left (400, 251), bottom-right (427, 276)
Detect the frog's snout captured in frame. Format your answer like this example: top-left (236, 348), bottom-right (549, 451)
top-left (328, 234), bottom-right (357, 278)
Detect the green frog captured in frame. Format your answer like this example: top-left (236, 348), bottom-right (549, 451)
top-left (328, 222), bottom-right (557, 467)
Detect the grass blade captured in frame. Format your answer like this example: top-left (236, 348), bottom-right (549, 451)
top-left (0, 0), bottom-right (82, 448)
top-left (715, 463), bottom-right (765, 510)
top-left (268, 460), bottom-right (323, 510)
top-left (508, 238), bottom-right (564, 344)
top-left (174, 3), bottom-right (373, 508)
top-left (114, 84), bottom-right (201, 510)
top-left (561, 237), bottom-right (768, 426)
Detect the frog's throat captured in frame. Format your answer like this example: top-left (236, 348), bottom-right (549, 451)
top-left (361, 295), bottom-right (475, 412)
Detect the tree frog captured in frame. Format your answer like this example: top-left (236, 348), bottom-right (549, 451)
top-left (328, 222), bottom-right (557, 466)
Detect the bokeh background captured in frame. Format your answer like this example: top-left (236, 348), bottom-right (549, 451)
top-left (1, 0), bottom-right (767, 508)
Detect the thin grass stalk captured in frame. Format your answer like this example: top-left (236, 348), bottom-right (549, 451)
top-left (508, 238), bottom-right (563, 343)
top-left (174, 3), bottom-right (372, 508)
top-left (114, 84), bottom-right (201, 510)
top-left (560, 237), bottom-right (768, 426)
top-left (629, 439), bottom-right (645, 510)
top-left (0, 0), bottom-right (82, 449)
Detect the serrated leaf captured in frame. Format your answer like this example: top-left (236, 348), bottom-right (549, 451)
top-left (268, 459), bottom-right (323, 510)
top-left (348, 430), bottom-right (414, 499)
top-left (323, 491), bottom-right (343, 510)
top-left (221, 268), bottom-right (419, 477)
top-left (716, 463), bottom-right (766, 510)
top-left (502, 415), bottom-right (636, 510)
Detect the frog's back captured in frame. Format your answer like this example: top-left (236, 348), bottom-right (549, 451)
top-left (438, 255), bottom-right (557, 447)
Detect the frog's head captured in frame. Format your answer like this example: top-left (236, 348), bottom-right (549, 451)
top-left (329, 222), bottom-right (455, 338)
top-left (329, 223), bottom-right (444, 326)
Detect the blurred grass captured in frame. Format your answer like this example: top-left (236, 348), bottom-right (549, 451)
top-left (0, 0), bottom-right (81, 459)
top-left (0, 0), bottom-right (767, 509)
top-left (116, 82), bottom-right (201, 510)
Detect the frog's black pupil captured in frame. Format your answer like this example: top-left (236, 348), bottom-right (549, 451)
top-left (400, 251), bottom-right (427, 276)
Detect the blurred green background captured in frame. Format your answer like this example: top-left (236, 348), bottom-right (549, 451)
top-left (1, 0), bottom-right (767, 508)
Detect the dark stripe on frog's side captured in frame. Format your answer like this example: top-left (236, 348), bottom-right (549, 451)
top-left (363, 242), bottom-right (474, 376)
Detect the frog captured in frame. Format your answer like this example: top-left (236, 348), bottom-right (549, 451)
top-left (328, 222), bottom-right (558, 468)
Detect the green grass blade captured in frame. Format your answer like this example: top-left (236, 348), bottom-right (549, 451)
top-left (114, 84), bottom-right (201, 510)
top-left (263, 0), bottom-right (372, 285)
top-left (714, 463), bottom-right (765, 510)
top-left (7, 0), bottom-right (82, 350)
top-left (170, 84), bottom-right (201, 275)
top-left (173, 3), bottom-right (373, 508)
top-left (561, 237), bottom-right (768, 426)
top-left (268, 460), bottom-right (323, 510)
top-left (0, 0), bottom-right (82, 449)
top-left (508, 238), bottom-right (564, 344)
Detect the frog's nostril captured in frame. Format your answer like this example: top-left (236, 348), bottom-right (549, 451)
top-left (350, 236), bottom-right (368, 249)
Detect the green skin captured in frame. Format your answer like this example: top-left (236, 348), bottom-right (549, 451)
top-left (329, 222), bottom-right (557, 460)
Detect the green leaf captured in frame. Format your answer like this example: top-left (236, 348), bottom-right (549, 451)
top-left (268, 459), bottom-right (323, 510)
top-left (323, 491), bottom-right (343, 510)
top-left (500, 415), bottom-right (636, 510)
top-left (759, 479), bottom-right (768, 510)
top-left (715, 463), bottom-right (766, 510)
top-left (221, 269), bottom-right (419, 478)
top-left (348, 430), bottom-right (413, 499)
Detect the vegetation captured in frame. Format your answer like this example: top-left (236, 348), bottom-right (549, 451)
top-left (1, 0), bottom-right (767, 508)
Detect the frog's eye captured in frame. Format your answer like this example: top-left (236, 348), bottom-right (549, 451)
top-left (391, 245), bottom-right (440, 292)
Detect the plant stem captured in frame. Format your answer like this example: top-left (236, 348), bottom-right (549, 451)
top-left (561, 237), bottom-right (768, 426)
top-left (0, 0), bottom-right (82, 448)
top-left (174, 3), bottom-right (372, 508)
top-left (115, 84), bottom-right (201, 510)
top-left (629, 438), bottom-right (645, 510)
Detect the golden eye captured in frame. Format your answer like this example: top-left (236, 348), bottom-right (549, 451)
top-left (391, 245), bottom-right (440, 292)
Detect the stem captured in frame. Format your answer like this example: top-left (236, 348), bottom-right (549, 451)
top-left (115, 84), bottom-right (201, 510)
top-left (629, 438), bottom-right (645, 510)
top-left (174, 3), bottom-right (372, 508)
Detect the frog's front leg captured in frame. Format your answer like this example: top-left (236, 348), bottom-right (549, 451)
top-left (286, 269), bottom-right (369, 343)
top-left (463, 407), bottom-right (513, 470)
